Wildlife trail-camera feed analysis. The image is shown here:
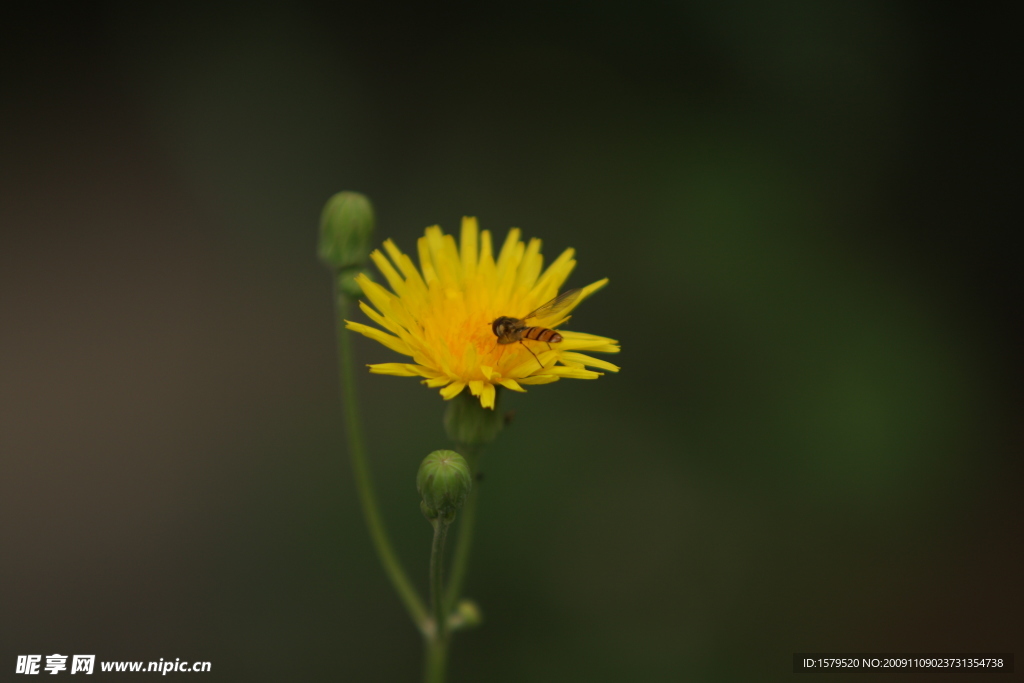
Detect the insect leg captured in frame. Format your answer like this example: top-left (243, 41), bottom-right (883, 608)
top-left (520, 340), bottom-right (543, 371)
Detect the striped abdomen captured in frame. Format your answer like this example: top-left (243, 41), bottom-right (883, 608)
top-left (521, 326), bottom-right (562, 343)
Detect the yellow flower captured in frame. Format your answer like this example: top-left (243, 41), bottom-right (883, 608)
top-left (345, 218), bottom-right (621, 409)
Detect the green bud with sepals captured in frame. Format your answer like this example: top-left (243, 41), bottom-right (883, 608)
top-left (417, 450), bottom-right (472, 522)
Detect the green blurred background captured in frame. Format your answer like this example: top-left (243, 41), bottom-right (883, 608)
top-left (1, 2), bottom-right (1020, 681)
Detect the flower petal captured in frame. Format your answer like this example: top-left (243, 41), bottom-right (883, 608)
top-left (517, 375), bottom-right (560, 385)
top-left (541, 366), bottom-right (603, 379)
top-left (478, 229), bottom-right (496, 282)
top-left (507, 349), bottom-right (560, 378)
top-left (460, 216), bottom-right (478, 279)
top-left (529, 247), bottom-right (576, 303)
top-left (495, 228), bottom-right (522, 276)
top-left (383, 239), bottom-right (429, 304)
top-left (417, 231), bottom-right (440, 287)
top-left (498, 378), bottom-right (526, 392)
top-left (369, 250), bottom-right (408, 298)
top-left (479, 382), bottom-right (496, 409)
top-left (358, 300), bottom-right (418, 346)
top-left (345, 321), bottom-right (412, 356)
top-left (559, 352), bottom-right (621, 372)
top-left (440, 381), bottom-right (466, 400)
top-left (515, 237), bottom-right (544, 292)
top-left (368, 363), bottom-right (438, 377)
top-left (559, 331), bottom-right (620, 354)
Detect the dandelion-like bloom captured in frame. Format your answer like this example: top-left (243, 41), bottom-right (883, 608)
top-left (346, 218), bottom-right (620, 409)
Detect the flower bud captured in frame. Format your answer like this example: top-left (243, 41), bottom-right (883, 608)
top-left (318, 191), bottom-right (375, 271)
top-left (448, 599), bottom-right (482, 630)
top-left (417, 450), bottom-right (472, 521)
top-left (444, 391), bottom-right (504, 446)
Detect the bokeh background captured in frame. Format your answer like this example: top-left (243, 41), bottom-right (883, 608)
top-left (1, 3), bottom-right (1020, 681)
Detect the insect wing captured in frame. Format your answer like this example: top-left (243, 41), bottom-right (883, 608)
top-left (523, 288), bottom-right (581, 322)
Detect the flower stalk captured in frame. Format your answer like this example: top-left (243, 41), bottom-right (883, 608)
top-left (429, 515), bottom-right (452, 640)
top-left (323, 192), bottom-right (428, 629)
top-left (443, 459), bottom-right (478, 618)
top-left (442, 392), bottom-right (502, 614)
top-left (426, 515), bottom-right (453, 683)
top-left (334, 290), bottom-right (428, 628)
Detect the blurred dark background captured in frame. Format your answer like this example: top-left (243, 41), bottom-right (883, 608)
top-left (1, 2), bottom-right (1020, 681)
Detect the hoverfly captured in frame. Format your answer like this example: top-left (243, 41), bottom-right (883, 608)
top-left (490, 288), bottom-right (581, 369)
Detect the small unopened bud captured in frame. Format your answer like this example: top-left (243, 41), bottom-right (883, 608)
top-left (448, 599), bottom-right (482, 630)
top-left (318, 191), bottom-right (375, 271)
top-left (417, 450), bottom-right (472, 522)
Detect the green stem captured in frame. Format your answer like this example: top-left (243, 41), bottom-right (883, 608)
top-left (444, 445), bottom-right (481, 615)
top-left (334, 280), bottom-right (427, 628)
top-left (426, 516), bottom-right (452, 683)
top-left (430, 517), bottom-right (451, 639)
top-left (424, 633), bottom-right (448, 683)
